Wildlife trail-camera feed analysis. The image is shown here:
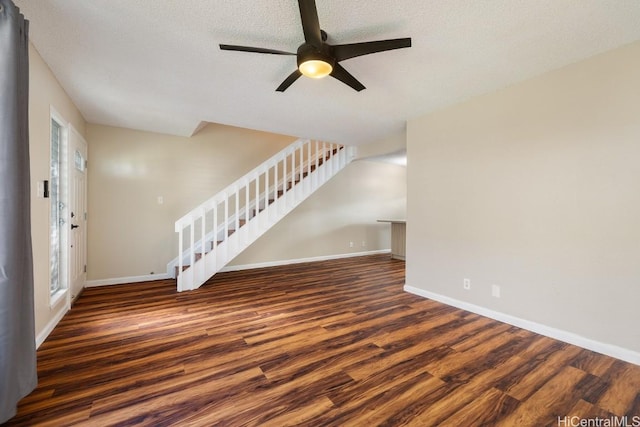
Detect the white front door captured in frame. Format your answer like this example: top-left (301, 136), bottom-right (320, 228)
top-left (69, 126), bottom-right (88, 301)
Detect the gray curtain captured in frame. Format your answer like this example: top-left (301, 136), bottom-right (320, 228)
top-left (0, 0), bottom-right (37, 423)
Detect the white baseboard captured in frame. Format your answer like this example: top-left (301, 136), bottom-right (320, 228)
top-left (86, 250), bottom-right (391, 286)
top-left (36, 305), bottom-right (68, 349)
top-left (220, 249), bottom-right (391, 273)
top-left (86, 273), bottom-right (171, 288)
top-left (404, 284), bottom-right (640, 367)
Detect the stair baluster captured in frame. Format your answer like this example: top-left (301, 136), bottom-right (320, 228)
top-left (171, 139), bottom-right (355, 292)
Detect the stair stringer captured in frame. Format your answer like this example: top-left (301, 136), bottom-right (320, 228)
top-left (174, 139), bottom-right (356, 292)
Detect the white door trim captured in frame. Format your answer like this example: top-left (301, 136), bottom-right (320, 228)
top-left (68, 125), bottom-right (88, 302)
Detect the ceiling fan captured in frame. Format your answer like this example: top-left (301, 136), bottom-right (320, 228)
top-left (220, 0), bottom-right (412, 92)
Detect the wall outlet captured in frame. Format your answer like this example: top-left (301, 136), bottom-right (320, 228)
top-left (463, 279), bottom-right (471, 290)
top-left (492, 284), bottom-right (501, 298)
top-left (349, 241), bottom-right (354, 248)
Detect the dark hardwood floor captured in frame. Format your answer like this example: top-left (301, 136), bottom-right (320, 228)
top-left (5, 254), bottom-right (640, 426)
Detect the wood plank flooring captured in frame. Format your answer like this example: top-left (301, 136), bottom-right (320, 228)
top-left (5, 254), bottom-right (640, 426)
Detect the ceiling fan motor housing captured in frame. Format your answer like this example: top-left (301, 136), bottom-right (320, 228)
top-left (297, 43), bottom-right (335, 70)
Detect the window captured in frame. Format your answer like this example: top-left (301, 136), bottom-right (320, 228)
top-left (74, 149), bottom-right (85, 172)
top-left (50, 116), bottom-right (66, 299)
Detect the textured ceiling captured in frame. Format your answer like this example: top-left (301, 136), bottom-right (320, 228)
top-left (14, 0), bottom-right (640, 145)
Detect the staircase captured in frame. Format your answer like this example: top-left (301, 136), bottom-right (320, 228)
top-left (171, 139), bottom-right (356, 292)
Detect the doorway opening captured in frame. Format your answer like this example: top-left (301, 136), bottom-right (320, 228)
top-left (49, 110), bottom-right (88, 307)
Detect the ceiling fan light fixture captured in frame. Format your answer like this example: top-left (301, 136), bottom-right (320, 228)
top-left (298, 59), bottom-right (333, 78)
top-left (297, 43), bottom-right (334, 79)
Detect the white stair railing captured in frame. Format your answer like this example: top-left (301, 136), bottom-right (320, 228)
top-left (171, 139), bottom-right (356, 292)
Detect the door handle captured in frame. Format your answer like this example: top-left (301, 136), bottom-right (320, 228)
top-left (71, 224), bottom-right (79, 230)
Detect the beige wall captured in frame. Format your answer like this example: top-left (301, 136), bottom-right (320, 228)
top-left (29, 43), bottom-right (87, 338)
top-left (406, 41), bottom-right (640, 355)
top-left (231, 159), bottom-right (407, 266)
top-left (356, 130), bottom-right (406, 160)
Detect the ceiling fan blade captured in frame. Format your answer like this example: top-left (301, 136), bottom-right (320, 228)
top-left (219, 44), bottom-right (295, 55)
top-left (333, 38), bottom-right (412, 62)
top-left (298, 0), bottom-right (322, 46)
top-left (330, 63), bottom-right (365, 92)
top-left (276, 70), bottom-right (303, 92)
